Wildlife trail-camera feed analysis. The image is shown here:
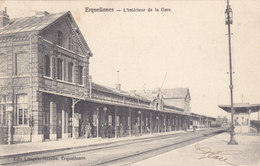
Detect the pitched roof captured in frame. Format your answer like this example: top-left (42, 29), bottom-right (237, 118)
top-left (0, 11), bottom-right (67, 35)
top-left (161, 88), bottom-right (190, 99)
top-left (0, 11), bottom-right (92, 56)
top-left (134, 88), bottom-right (191, 100)
top-left (132, 89), bottom-right (159, 101)
top-left (218, 103), bottom-right (260, 113)
top-left (91, 82), bottom-right (150, 102)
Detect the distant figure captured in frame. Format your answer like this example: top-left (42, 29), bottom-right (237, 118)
top-left (193, 125), bottom-right (196, 132)
top-left (183, 123), bottom-right (187, 131)
top-left (134, 123), bottom-right (139, 136)
top-left (81, 122), bottom-right (85, 137)
top-left (85, 122), bottom-right (91, 138)
top-left (108, 123), bottom-right (113, 138)
top-left (90, 122), bottom-right (94, 137)
top-left (104, 122), bottom-right (108, 138)
top-left (119, 123), bottom-right (124, 137)
top-left (101, 123), bottom-right (106, 138)
top-left (146, 126), bottom-right (150, 133)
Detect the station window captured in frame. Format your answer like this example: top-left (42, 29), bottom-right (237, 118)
top-left (57, 30), bottom-right (63, 47)
top-left (78, 65), bottom-right (83, 85)
top-left (16, 94), bottom-right (28, 125)
top-left (68, 37), bottom-right (73, 51)
top-left (57, 58), bottom-right (63, 80)
top-left (0, 53), bottom-right (7, 76)
top-left (68, 62), bottom-right (73, 82)
top-left (45, 55), bottom-right (51, 77)
top-left (14, 52), bottom-right (29, 76)
top-left (0, 95), bottom-right (6, 125)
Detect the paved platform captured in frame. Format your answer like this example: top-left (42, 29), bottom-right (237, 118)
top-left (0, 130), bottom-right (188, 158)
top-left (132, 132), bottom-right (260, 166)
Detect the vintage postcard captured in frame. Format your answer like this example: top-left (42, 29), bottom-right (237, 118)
top-left (0, 0), bottom-right (259, 166)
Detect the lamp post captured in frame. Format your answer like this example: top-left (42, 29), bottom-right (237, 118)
top-left (6, 105), bottom-right (13, 145)
top-left (138, 111), bottom-right (142, 135)
top-left (96, 107), bottom-right (99, 138)
top-left (225, 0), bottom-right (238, 145)
top-left (156, 115), bottom-right (159, 133)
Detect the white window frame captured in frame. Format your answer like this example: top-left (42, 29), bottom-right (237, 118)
top-left (0, 96), bottom-right (7, 126)
top-left (16, 94), bottom-right (28, 126)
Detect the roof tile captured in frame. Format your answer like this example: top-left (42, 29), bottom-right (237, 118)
top-left (0, 11), bottom-right (67, 35)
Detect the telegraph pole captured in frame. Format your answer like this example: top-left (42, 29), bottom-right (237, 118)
top-left (225, 0), bottom-right (238, 145)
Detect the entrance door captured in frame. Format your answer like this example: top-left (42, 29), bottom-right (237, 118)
top-left (43, 111), bottom-right (50, 139)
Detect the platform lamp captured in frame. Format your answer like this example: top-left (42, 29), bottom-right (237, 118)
top-left (103, 106), bottom-right (107, 114)
top-left (103, 106), bottom-right (107, 125)
top-left (225, 0), bottom-right (237, 145)
top-left (96, 107), bottom-right (100, 138)
top-left (156, 116), bottom-right (159, 133)
top-left (6, 105), bottom-right (13, 144)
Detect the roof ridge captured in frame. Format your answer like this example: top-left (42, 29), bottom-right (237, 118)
top-left (9, 11), bottom-right (67, 20)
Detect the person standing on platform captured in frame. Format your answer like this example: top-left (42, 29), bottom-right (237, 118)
top-left (108, 123), bottom-right (113, 138)
top-left (119, 123), bottom-right (124, 137)
top-left (81, 122), bottom-right (85, 137)
top-left (104, 122), bottom-right (108, 138)
top-left (134, 122), bottom-right (139, 136)
top-left (85, 122), bottom-right (91, 138)
top-left (90, 122), bottom-right (94, 137)
top-left (101, 123), bottom-right (105, 138)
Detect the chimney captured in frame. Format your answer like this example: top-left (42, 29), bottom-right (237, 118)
top-left (115, 70), bottom-right (121, 91)
top-left (0, 7), bottom-right (9, 28)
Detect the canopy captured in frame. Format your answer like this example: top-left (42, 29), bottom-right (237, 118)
top-left (218, 103), bottom-right (260, 114)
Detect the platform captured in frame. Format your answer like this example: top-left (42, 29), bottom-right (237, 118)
top-left (132, 132), bottom-right (260, 166)
top-left (0, 130), bottom-right (187, 158)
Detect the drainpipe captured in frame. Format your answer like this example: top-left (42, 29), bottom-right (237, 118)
top-left (89, 75), bottom-right (92, 98)
top-left (29, 35), bottom-right (33, 142)
top-left (72, 98), bottom-right (80, 138)
top-left (8, 38), bottom-right (14, 145)
top-left (97, 107), bottom-right (99, 138)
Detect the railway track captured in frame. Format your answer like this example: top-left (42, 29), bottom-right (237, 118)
top-left (97, 129), bottom-right (225, 166)
top-left (0, 132), bottom-right (188, 165)
top-left (0, 128), bottom-right (227, 166)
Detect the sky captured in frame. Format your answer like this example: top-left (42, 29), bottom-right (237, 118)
top-left (1, 0), bottom-right (260, 119)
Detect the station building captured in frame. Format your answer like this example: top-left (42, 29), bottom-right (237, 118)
top-left (0, 9), bottom-right (215, 144)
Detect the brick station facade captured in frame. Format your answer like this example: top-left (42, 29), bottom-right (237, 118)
top-left (0, 10), bottom-right (215, 144)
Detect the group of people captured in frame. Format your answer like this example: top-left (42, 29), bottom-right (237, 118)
top-left (100, 123), bottom-right (125, 138)
top-left (100, 123), bottom-right (113, 138)
top-left (80, 121), bottom-right (146, 138)
top-left (80, 122), bottom-right (94, 138)
top-left (80, 121), bottom-right (127, 138)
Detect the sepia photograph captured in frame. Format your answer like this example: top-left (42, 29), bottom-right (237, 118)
top-left (0, 0), bottom-right (259, 165)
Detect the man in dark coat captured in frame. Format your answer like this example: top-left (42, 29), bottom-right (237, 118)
top-left (104, 122), bottom-right (108, 138)
top-left (101, 123), bottom-right (106, 138)
top-left (108, 123), bottom-right (113, 138)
